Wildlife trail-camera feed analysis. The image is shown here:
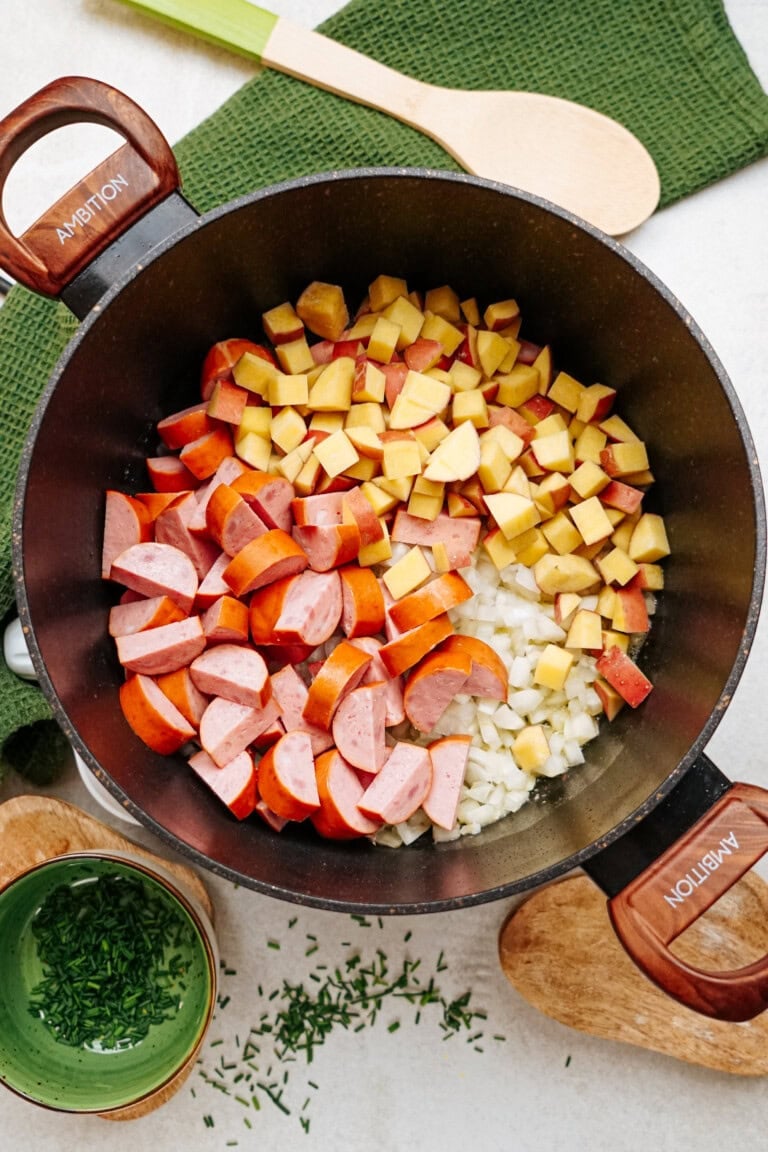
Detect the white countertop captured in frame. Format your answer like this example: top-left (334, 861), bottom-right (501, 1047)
top-left (2, 1), bottom-right (768, 1149)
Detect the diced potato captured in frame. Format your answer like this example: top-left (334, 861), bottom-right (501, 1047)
top-left (425, 284), bottom-right (461, 322)
top-left (413, 417), bottom-right (450, 452)
top-left (515, 528), bottom-right (550, 567)
top-left (533, 413), bottom-right (568, 438)
top-left (596, 585), bottom-right (617, 619)
top-left (420, 311), bottom-right (465, 357)
top-left (374, 474), bottom-right (414, 502)
top-left (382, 545), bottom-right (431, 599)
top-left (309, 411), bottom-right (345, 434)
top-left (345, 425), bottom-right (384, 459)
top-left (504, 465), bottom-right (532, 499)
top-left (270, 406), bottom-right (307, 454)
top-left (531, 430), bottom-right (574, 473)
top-left (483, 527), bottom-right (517, 570)
top-left (382, 438), bottom-right (422, 480)
top-left (276, 335), bottom-right (315, 375)
top-left (600, 414), bottom-right (640, 442)
top-left (400, 370), bottom-right (452, 415)
top-left (407, 491), bottom-right (443, 521)
top-left (532, 345), bottom-right (553, 393)
top-left (484, 492), bottom-right (540, 540)
top-left (484, 298), bottom-right (520, 331)
top-left (512, 725), bottom-right (550, 773)
top-left (477, 440), bottom-right (513, 494)
top-left (448, 360), bottom-right (482, 392)
top-left (548, 371), bottom-right (585, 413)
top-left (352, 360), bottom-right (386, 403)
top-left (605, 441), bottom-right (649, 476)
top-left (232, 351), bottom-right (277, 397)
top-left (495, 364), bottom-right (540, 408)
top-left (268, 372), bottom-right (309, 408)
top-left (296, 281), bottom-right (349, 341)
top-left (344, 402), bottom-right (387, 432)
top-left (358, 519), bottom-right (392, 566)
top-left (452, 390), bottom-right (489, 429)
top-left (344, 456), bottom-right (379, 482)
top-left (541, 511), bottom-right (582, 555)
top-left (482, 424), bottom-right (525, 462)
top-left (369, 274), bottom-right (408, 311)
top-left (596, 546), bottom-right (639, 587)
top-left (307, 357), bottom-right (355, 411)
top-left (461, 297), bottom-right (481, 326)
top-left (361, 480), bottom-right (398, 516)
top-left (576, 383), bottom-right (616, 423)
top-left (262, 300), bottom-right (304, 345)
top-left (570, 496), bottom-right (614, 545)
top-left (388, 394), bottom-right (434, 430)
top-left (564, 610), bottom-right (603, 650)
top-left (569, 460), bottom-right (610, 499)
top-left (236, 406), bottom-right (272, 440)
top-left (382, 295), bottom-right (425, 348)
top-left (413, 475), bottom-right (444, 499)
top-left (534, 644), bottom-right (574, 691)
top-left (476, 329), bottom-right (511, 378)
top-left (432, 540), bottom-right (452, 572)
top-left (312, 429), bottom-right (359, 477)
top-left (628, 513), bottom-right (671, 562)
top-left (346, 313), bottom-right (380, 341)
top-left (294, 453), bottom-right (322, 496)
top-left (574, 423), bottom-right (607, 464)
top-left (277, 439), bottom-right (314, 483)
top-left (423, 419), bottom-right (481, 483)
top-left (367, 316), bottom-right (401, 363)
top-left (235, 430), bottom-right (272, 471)
top-left (533, 553), bottom-right (600, 596)
top-left (497, 338), bottom-right (520, 374)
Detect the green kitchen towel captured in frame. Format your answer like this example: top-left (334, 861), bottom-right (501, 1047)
top-left (1, 0), bottom-right (767, 778)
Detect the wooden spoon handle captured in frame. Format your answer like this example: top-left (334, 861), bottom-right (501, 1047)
top-left (0, 76), bottom-right (179, 295)
top-left (609, 782), bottom-right (768, 1021)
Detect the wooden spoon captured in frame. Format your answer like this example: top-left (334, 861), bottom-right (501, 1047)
top-left (118, 0), bottom-right (661, 236)
top-left (499, 873), bottom-right (768, 1075)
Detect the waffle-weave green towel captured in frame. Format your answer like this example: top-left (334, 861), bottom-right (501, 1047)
top-left (1, 0), bottom-right (767, 778)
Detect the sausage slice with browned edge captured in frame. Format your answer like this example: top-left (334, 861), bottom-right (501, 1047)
top-left (189, 644), bottom-right (271, 710)
top-left (119, 673), bottom-right (196, 754)
top-left (199, 694), bottom-right (281, 767)
top-left (257, 730), bottom-right (320, 821)
top-left (302, 641), bottom-right (372, 730)
top-left (403, 646), bottom-right (473, 733)
top-left (423, 735), bottom-right (472, 830)
top-left (312, 748), bottom-right (382, 839)
top-left (115, 616), bottom-right (206, 676)
top-left (332, 682), bottom-right (389, 771)
top-left (110, 541), bottom-right (199, 614)
top-left (357, 741), bottom-right (432, 825)
top-left (188, 748), bottom-right (257, 820)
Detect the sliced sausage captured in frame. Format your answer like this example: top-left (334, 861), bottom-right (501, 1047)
top-left (201, 594), bottom-right (250, 644)
top-left (187, 455), bottom-right (249, 536)
top-left (256, 730), bottom-right (319, 821)
top-left (269, 665), bottom-right (334, 755)
top-left (439, 634), bottom-right (508, 700)
top-left (146, 454), bottom-right (199, 493)
top-left (119, 673), bottom-right (195, 754)
top-left (199, 694), bottom-right (281, 767)
top-left (332, 682), bottom-right (389, 772)
top-left (254, 799), bottom-right (289, 833)
top-left (341, 486), bottom-right (384, 546)
top-left (206, 482), bottom-right (269, 555)
top-left (190, 644), bottom-right (271, 709)
top-left (388, 571), bottom-right (473, 633)
top-left (391, 509), bottom-right (481, 568)
top-left (179, 425), bottom-right (235, 480)
top-left (231, 470), bottom-right (295, 532)
top-left (402, 646), bottom-right (472, 733)
top-left (312, 748), bottom-right (381, 839)
top-left (157, 402), bottom-right (215, 449)
top-left (272, 569), bottom-right (342, 648)
top-left (115, 616), bottom-right (206, 676)
top-left (102, 490), bottom-right (152, 579)
top-left (188, 748), bottom-right (257, 820)
top-left (108, 595), bottom-right (186, 638)
top-left (111, 541), bottom-right (199, 614)
top-left (349, 636), bottom-right (405, 726)
top-left (195, 551), bottom-right (232, 610)
top-left (155, 666), bottom-right (209, 728)
top-left (423, 735), bottom-right (471, 830)
top-left (223, 529), bottom-right (309, 596)
top-left (357, 741), bottom-right (432, 825)
top-left (302, 641), bottom-right (372, 730)
top-left (379, 614), bottom-right (454, 678)
top-left (339, 566), bottom-right (385, 638)
top-left (154, 490), bottom-right (220, 579)
top-left (252, 715), bottom-right (285, 749)
top-left (133, 491), bottom-right (184, 521)
top-left (290, 491), bottom-right (344, 527)
top-left (292, 523), bottom-right (361, 572)
top-left (248, 573), bottom-right (299, 644)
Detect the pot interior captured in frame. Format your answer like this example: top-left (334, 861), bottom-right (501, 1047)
top-left (15, 171), bottom-right (765, 911)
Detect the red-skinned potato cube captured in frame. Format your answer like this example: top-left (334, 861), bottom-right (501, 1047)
top-left (595, 646), bottom-right (652, 707)
top-left (612, 586), bottom-right (650, 633)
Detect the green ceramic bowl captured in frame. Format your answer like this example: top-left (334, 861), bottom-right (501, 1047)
top-left (0, 852), bottom-right (217, 1113)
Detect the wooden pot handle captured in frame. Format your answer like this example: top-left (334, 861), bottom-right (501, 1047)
top-left (0, 76), bottom-right (180, 296)
top-left (609, 782), bottom-right (768, 1020)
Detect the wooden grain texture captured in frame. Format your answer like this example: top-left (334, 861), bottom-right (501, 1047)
top-left (499, 873), bottom-right (768, 1075)
top-left (0, 794), bottom-right (215, 1120)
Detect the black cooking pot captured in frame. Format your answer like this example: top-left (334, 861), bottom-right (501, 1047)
top-left (5, 79), bottom-right (768, 1022)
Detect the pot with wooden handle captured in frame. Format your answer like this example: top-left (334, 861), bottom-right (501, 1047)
top-left (2, 78), bottom-right (765, 1022)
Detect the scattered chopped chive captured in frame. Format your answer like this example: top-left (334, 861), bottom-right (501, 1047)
top-left (565, 1054), bottom-right (572, 1067)
top-left (388, 1021), bottom-right (401, 1033)
top-left (288, 917), bottom-right (298, 928)
top-left (267, 940), bottom-right (281, 950)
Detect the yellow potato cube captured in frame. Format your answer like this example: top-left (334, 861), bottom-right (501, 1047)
top-left (312, 429), bottom-right (359, 478)
top-left (484, 298), bottom-right (520, 331)
top-left (407, 491), bottom-right (443, 521)
top-left (534, 644), bottom-right (574, 691)
top-left (448, 360), bottom-right (482, 392)
top-left (533, 413), bottom-right (568, 438)
top-left (361, 480), bottom-right (398, 516)
top-left (232, 351), bottom-right (277, 397)
top-left (600, 414), bottom-right (640, 442)
top-left (498, 338), bottom-right (521, 374)
top-left (262, 300), bottom-right (304, 344)
top-left (602, 629), bottom-right (629, 654)
top-left (382, 545), bottom-right (432, 599)
top-left (565, 610), bottom-right (603, 650)
top-left (294, 453), bottom-right (322, 496)
top-left (569, 460), bottom-right (610, 499)
top-left (608, 441), bottom-right (649, 475)
top-left (423, 419), bottom-right (481, 482)
top-left (548, 371), bottom-right (585, 413)
top-left (383, 438), bottom-right (422, 480)
top-left (358, 519), bottom-right (393, 566)
top-left (532, 430), bottom-right (575, 473)
top-left (367, 316), bottom-right (401, 363)
top-left (476, 329), bottom-right (511, 378)
top-left (504, 465), bottom-right (532, 499)
top-left (236, 406), bottom-right (272, 440)
top-left (495, 364), bottom-right (540, 408)
top-left (413, 475), bottom-right (444, 499)
top-left (532, 345), bottom-right (553, 393)
top-left (570, 496), bottom-right (614, 545)
top-left (352, 360), bottom-right (386, 403)
top-left (485, 492), bottom-right (540, 540)
top-left (308, 357), bottom-right (355, 411)
top-left (610, 517), bottom-right (637, 552)
top-left (425, 284), bottom-right (461, 322)
top-left (270, 406), bottom-right (307, 454)
top-left (420, 311), bottom-right (465, 357)
top-left (513, 527), bottom-right (550, 567)
top-left (425, 367), bottom-right (452, 385)
top-left (235, 431), bottom-right (272, 471)
top-left (533, 553), bottom-right (600, 596)
top-left (628, 513), bottom-right (671, 562)
top-left (296, 281), bottom-right (349, 341)
top-left (596, 584), bottom-right (617, 619)
top-left (345, 425), bottom-right (384, 459)
top-left (432, 540), bottom-right (453, 572)
top-left (388, 394), bottom-right (433, 430)
top-left (452, 389), bottom-right (489, 429)
top-left (637, 562), bottom-right (665, 590)
top-left (541, 511), bottom-right (582, 555)
top-left (461, 297), bottom-right (481, 326)
top-left (413, 417), bottom-right (450, 452)
top-left (482, 424), bottom-right (525, 461)
top-left (478, 440), bottom-right (513, 494)
top-left (483, 528), bottom-right (518, 570)
top-left (309, 411), bottom-right (345, 434)
top-left (513, 725), bottom-right (551, 773)
top-left (382, 295), bottom-right (425, 348)
top-left (555, 592), bottom-right (581, 627)
top-left (276, 336), bottom-right (315, 375)
top-left (268, 372), bottom-right (309, 408)
top-left (369, 274), bottom-right (408, 311)
top-left (401, 370), bottom-right (452, 415)
top-left (345, 313), bottom-right (380, 342)
top-left (344, 402), bottom-right (387, 433)
top-left (374, 474), bottom-right (414, 502)
top-left (576, 383), bottom-right (616, 423)
top-left (596, 546), bottom-right (639, 586)
top-left (344, 456), bottom-right (379, 482)
top-left (277, 439), bottom-right (314, 483)
top-left (574, 423), bottom-right (607, 464)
